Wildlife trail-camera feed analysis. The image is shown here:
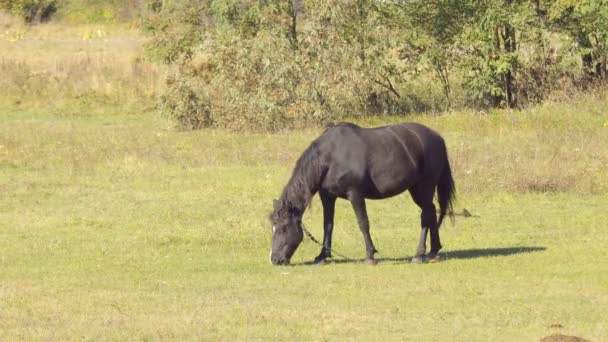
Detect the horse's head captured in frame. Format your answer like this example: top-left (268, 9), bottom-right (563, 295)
top-left (269, 199), bottom-right (303, 265)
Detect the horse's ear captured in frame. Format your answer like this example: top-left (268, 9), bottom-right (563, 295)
top-left (288, 206), bottom-right (302, 217)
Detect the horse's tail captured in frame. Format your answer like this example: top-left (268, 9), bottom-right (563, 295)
top-left (436, 156), bottom-right (456, 229)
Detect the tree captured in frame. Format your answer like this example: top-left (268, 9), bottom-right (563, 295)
top-left (144, 0), bottom-right (412, 130)
top-left (397, 0), bottom-right (474, 109)
top-left (0, 0), bottom-right (57, 23)
top-left (141, 0), bottom-right (608, 130)
top-left (549, 0), bottom-right (608, 81)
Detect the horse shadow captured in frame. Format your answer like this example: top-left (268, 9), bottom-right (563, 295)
top-left (296, 246), bottom-right (547, 266)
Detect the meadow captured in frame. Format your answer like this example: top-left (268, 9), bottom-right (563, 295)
top-left (1, 24), bottom-right (608, 341)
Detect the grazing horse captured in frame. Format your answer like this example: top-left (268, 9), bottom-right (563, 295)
top-left (269, 122), bottom-right (455, 265)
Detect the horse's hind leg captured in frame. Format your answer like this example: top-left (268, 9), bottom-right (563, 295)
top-left (348, 192), bottom-right (378, 265)
top-left (409, 183), bottom-right (441, 263)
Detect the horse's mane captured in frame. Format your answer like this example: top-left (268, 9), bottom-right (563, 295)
top-left (274, 123), bottom-right (359, 217)
top-left (279, 140), bottom-right (324, 213)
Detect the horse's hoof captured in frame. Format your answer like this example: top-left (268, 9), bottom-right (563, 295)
top-left (312, 258), bottom-right (327, 265)
top-left (428, 254), bottom-right (442, 263)
top-left (411, 256), bottom-right (426, 264)
top-left (364, 258), bottom-right (378, 265)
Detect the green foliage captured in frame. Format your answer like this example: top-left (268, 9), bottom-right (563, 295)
top-left (146, 0), bottom-right (415, 131)
top-left (0, 0), bottom-right (57, 22)
top-left (142, 1), bottom-right (208, 64)
top-left (548, 0), bottom-right (608, 79)
top-left (140, 0), bottom-right (608, 130)
top-left (159, 66), bottom-right (212, 130)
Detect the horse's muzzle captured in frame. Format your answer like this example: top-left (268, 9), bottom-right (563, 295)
top-left (270, 255), bottom-right (290, 265)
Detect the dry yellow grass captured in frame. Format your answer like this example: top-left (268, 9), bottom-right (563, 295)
top-left (0, 20), bottom-right (162, 115)
top-left (1, 17), bottom-right (607, 195)
top-left (357, 93), bottom-right (608, 195)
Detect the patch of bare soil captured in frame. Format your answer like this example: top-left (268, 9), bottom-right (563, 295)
top-left (540, 334), bottom-right (592, 342)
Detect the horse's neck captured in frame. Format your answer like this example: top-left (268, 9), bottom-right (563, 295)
top-left (281, 183), bottom-right (310, 214)
top-left (281, 145), bottom-right (322, 213)
top-left (281, 176), bottom-right (317, 214)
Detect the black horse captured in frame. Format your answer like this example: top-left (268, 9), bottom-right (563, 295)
top-left (270, 122), bottom-right (455, 265)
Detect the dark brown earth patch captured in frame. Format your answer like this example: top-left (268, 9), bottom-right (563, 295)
top-left (540, 334), bottom-right (592, 342)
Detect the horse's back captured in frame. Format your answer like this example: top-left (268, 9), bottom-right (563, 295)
top-left (320, 121), bottom-right (446, 158)
top-left (372, 122), bottom-right (445, 145)
top-left (387, 122), bottom-right (449, 181)
top-left (316, 123), bottom-right (369, 183)
top-left (317, 122), bottom-right (444, 198)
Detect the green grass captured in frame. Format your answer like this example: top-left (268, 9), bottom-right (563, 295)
top-left (1, 107), bottom-right (607, 341)
top-left (1, 13), bottom-right (607, 342)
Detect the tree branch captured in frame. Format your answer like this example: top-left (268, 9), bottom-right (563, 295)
top-left (373, 74), bottom-right (401, 99)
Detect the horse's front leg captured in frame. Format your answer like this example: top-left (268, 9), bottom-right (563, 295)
top-left (349, 192), bottom-right (378, 265)
top-left (412, 226), bottom-right (428, 264)
top-left (314, 191), bottom-right (336, 264)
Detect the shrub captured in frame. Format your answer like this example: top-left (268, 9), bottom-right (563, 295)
top-left (144, 0), bottom-right (413, 131)
top-left (159, 64), bottom-right (212, 130)
top-left (0, 0), bottom-right (57, 23)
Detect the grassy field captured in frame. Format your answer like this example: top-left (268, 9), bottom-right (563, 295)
top-left (1, 106), bottom-right (607, 341)
top-left (1, 22), bottom-right (608, 341)
top-left (0, 20), bottom-right (161, 116)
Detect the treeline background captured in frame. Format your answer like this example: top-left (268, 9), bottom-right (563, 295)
top-left (2, 0), bottom-right (607, 130)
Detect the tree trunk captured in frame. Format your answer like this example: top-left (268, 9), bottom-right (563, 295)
top-left (288, 0), bottom-right (300, 50)
top-left (356, 0), bottom-right (368, 64)
top-left (492, 26), bottom-right (502, 107)
top-left (435, 64), bottom-right (451, 110)
top-left (503, 24), bottom-right (516, 108)
top-left (577, 32), bottom-right (595, 81)
top-left (595, 55), bottom-right (606, 80)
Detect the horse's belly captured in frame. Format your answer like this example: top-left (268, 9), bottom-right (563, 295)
top-left (365, 168), bottom-right (418, 199)
top-left (321, 158), bottom-right (419, 199)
